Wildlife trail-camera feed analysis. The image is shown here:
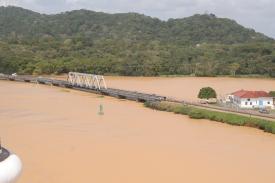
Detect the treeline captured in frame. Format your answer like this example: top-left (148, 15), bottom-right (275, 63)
top-left (1, 40), bottom-right (274, 76)
top-left (0, 6), bottom-right (274, 77)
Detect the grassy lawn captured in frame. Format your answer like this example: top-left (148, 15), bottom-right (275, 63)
top-left (145, 101), bottom-right (275, 134)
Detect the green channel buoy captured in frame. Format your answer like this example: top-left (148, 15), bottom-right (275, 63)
top-left (98, 104), bottom-right (104, 115)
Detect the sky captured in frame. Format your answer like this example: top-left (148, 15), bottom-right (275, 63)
top-left (1, 0), bottom-right (275, 38)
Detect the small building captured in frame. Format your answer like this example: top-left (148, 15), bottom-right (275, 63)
top-left (228, 90), bottom-right (274, 109)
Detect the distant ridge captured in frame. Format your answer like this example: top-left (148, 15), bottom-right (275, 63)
top-left (0, 6), bottom-right (272, 44)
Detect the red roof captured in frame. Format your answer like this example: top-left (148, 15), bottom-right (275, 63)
top-left (232, 90), bottom-right (270, 98)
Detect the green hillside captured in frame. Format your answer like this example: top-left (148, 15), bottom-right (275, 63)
top-left (0, 6), bottom-right (274, 76)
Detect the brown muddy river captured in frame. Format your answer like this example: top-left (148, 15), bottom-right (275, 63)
top-left (1, 78), bottom-right (275, 183)
top-left (106, 76), bottom-right (275, 101)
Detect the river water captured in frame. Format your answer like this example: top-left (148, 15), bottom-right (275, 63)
top-left (106, 76), bottom-right (275, 101)
top-left (0, 79), bottom-right (275, 183)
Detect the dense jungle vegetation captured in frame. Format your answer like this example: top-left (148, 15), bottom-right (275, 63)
top-left (0, 6), bottom-right (275, 76)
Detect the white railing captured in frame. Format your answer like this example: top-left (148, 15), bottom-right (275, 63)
top-left (67, 72), bottom-right (107, 90)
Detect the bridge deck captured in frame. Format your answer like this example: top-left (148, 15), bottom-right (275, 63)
top-left (0, 74), bottom-right (166, 102)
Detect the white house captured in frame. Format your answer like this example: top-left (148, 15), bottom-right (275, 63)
top-left (228, 90), bottom-right (274, 109)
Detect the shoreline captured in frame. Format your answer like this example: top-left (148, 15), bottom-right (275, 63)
top-left (144, 101), bottom-right (275, 134)
top-left (1, 75), bottom-right (275, 120)
top-left (6, 73), bottom-right (275, 80)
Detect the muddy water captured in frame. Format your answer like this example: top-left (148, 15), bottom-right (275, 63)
top-left (1, 80), bottom-right (275, 183)
top-left (106, 76), bottom-right (275, 101)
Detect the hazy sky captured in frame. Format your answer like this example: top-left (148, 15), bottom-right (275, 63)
top-left (1, 0), bottom-right (275, 38)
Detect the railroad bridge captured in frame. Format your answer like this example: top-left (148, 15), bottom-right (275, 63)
top-left (0, 72), bottom-right (166, 103)
top-left (1, 72), bottom-right (275, 120)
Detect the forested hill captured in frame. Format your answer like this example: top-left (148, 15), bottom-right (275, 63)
top-left (0, 6), bottom-right (272, 44)
top-left (0, 6), bottom-right (275, 76)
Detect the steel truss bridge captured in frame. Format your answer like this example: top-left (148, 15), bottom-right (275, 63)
top-left (0, 73), bottom-right (165, 102)
top-left (1, 72), bottom-right (275, 120)
top-left (67, 72), bottom-right (107, 90)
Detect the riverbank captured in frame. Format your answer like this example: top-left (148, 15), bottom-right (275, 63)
top-left (27, 73), bottom-right (275, 80)
top-left (2, 74), bottom-right (275, 120)
top-left (157, 74), bottom-right (274, 79)
top-left (145, 101), bottom-right (275, 134)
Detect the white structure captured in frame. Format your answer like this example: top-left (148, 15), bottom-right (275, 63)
top-left (67, 72), bottom-right (107, 90)
top-left (0, 148), bottom-right (22, 183)
top-left (228, 90), bottom-right (274, 109)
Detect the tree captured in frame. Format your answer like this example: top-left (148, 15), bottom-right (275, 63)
top-left (269, 91), bottom-right (275, 97)
top-left (198, 87), bottom-right (217, 99)
top-left (228, 63), bottom-right (240, 76)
